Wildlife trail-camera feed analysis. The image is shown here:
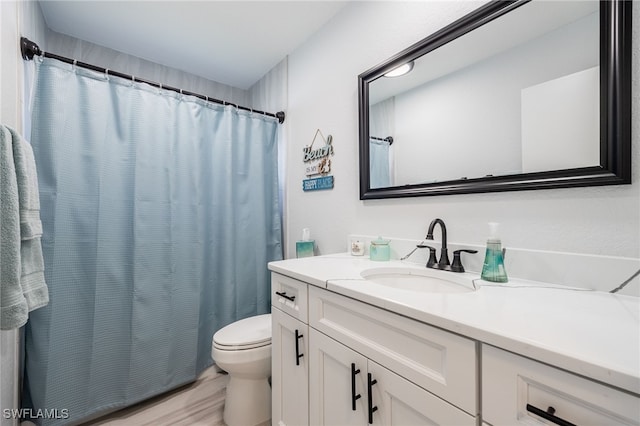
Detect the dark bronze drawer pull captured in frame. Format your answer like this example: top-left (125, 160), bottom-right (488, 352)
top-left (294, 329), bottom-right (304, 366)
top-left (367, 373), bottom-right (378, 424)
top-left (351, 363), bottom-right (361, 411)
top-left (275, 291), bottom-right (295, 302)
top-left (526, 404), bottom-right (576, 426)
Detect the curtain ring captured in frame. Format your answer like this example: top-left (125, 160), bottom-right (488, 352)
top-left (105, 68), bottom-right (110, 80)
top-left (72, 59), bottom-right (77, 71)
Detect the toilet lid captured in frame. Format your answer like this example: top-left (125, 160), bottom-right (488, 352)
top-left (213, 314), bottom-right (271, 349)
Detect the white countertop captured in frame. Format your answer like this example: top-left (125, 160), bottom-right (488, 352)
top-left (269, 253), bottom-right (640, 395)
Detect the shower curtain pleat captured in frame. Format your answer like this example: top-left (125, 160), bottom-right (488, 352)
top-left (369, 97), bottom-right (394, 188)
top-left (369, 140), bottom-right (391, 188)
top-left (22, 57), bottom-right (282, 425)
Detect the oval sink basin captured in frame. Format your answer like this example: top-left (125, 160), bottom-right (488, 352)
top-left (360, 266), bottom-right (475, 294)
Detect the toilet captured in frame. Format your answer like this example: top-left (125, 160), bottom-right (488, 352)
top-left (212, 314), bottom-right (272, 426)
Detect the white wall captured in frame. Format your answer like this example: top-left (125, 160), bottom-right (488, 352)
top-left (285, 1), bottom-right (640, 261)
top-left (521, 67), bottom-right (600, 173)
top-left (1, 1), bottom-right (22, 128)
top-left (393, 12), bottom-right (598, 184)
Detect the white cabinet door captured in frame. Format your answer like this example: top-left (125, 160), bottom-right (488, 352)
top-left (368, 360), bottom-right (476, 426)
top-left (272, 307), bottom-right (309, 426)
top-left (309, 286), bottom-right (476, 414)
top-left (309, 328), bottom-right (475, 426)
top-left (309, 328), bottom-right (368, 426)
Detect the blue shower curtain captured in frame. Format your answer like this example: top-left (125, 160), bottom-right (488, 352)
top-left (23, 57), bottom-right (282, 425)
top-left (369, 138), bottom-right (391, 188)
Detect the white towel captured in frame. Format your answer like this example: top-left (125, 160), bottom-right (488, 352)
top-left (0, 125), bottom-right (49, 330)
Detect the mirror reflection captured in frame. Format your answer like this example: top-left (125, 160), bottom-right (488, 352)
top-left (368, 1), bottom-right (600, 189)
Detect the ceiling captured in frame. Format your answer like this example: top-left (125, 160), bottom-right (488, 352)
top-left (38, 1), bottom-right (347, 90)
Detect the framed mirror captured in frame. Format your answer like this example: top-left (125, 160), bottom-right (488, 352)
top-left (359, 0), bottom-right (631, 199)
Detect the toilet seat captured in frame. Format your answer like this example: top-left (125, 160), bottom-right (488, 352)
top-left (214, 340), bottom-right (271, 351)
top-left (213, 314), bottom-right (271, 351)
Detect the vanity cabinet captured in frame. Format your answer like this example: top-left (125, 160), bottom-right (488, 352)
top-left (308, 286), bottom-right (477, 417)
top-left (270, 254), bottom-right (640, 426)
top-left (307, 284), bottom-right (477, 425)
top-left (309, 328), bottom-right (475, 425)
top-left (271, 272), bottom-right (477, 425)
top-left (271, 274), bottom-right (309, 426)
top-left (482, 345), bottom-right (640, 426)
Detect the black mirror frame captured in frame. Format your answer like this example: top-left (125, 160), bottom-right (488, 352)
top-left (358, 0), bottom-right (631, 200)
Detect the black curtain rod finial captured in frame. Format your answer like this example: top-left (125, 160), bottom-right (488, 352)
top-left (21, 37), bottom-right (41, 60)
top-left (276, 111), bottom-right (285, 124)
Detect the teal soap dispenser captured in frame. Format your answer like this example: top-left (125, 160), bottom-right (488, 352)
top-left (481, 222), bottom-right (508, 283)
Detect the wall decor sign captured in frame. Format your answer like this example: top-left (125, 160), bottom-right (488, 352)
top-left (303, 129), bottom-right (335, 191)
top-left (303, 176), bottom-right (334, 191)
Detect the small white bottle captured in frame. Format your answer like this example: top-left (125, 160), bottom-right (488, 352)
top-left (350, 239), bottom-right (365, 256)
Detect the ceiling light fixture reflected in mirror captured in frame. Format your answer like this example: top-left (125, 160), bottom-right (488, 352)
top-left (383, 61), bottom-right (414, 78)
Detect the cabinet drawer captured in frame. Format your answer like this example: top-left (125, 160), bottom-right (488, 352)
top-left (309, 286), bottom-right (477, 415)
top-left (482, 345), bottom-right (640, 425)
top-left (271, 273), bottom-right (308, 323)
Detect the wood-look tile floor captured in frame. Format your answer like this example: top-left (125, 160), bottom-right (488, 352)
top-left (83, 367), bottom-right (229, 426)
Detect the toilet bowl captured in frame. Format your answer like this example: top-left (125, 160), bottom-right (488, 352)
top-left (212, 314), bottom-right (271, 426)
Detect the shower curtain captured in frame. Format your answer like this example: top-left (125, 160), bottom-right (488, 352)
top-left (369, 139), bottom-right (391, 188)
top-left (22, 57), bottom-right (282, 425)
top-left (369, 97), bottom-right (394, 188)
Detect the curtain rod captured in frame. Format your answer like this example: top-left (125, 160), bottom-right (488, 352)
top-left (370, 136), bottom-right (393, 145)
top-left (20, 37), bottom-right (285, 124)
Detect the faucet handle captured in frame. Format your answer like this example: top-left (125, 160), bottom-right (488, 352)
top-left (451, 249), bottom-right (478, 273)
top-left (417, 244), bottom-right (438, 268)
